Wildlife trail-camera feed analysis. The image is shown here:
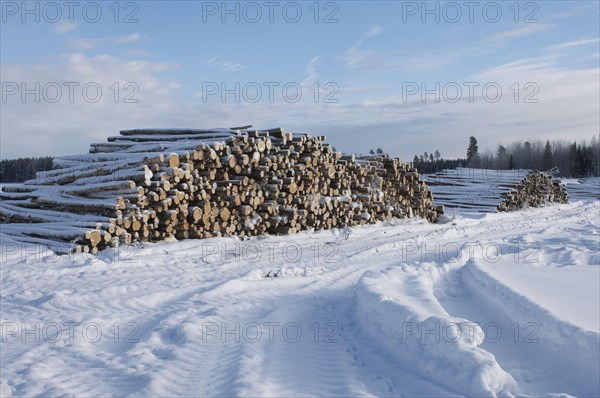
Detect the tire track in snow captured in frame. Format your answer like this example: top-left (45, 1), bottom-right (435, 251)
top-left (2, 202), bottom-right (598, 396)
top-left (139, 201), bottom-right (599, 397)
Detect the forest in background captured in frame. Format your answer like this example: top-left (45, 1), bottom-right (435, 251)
top-left (0, 157), bottom-right (54, 183)
top-left (411, 136), bottom-right (600, 178)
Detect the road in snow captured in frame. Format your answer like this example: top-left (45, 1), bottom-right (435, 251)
top-left (1, 200), bottom-right (598, 397)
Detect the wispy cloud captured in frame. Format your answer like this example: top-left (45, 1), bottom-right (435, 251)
top-left (54, 21), bottom-right (78, 34)
top-left (341, 48), bottom-right (456, 73)
top-left (68, 34), bottom-right (142, 50)
top-left (545, 3), bottom-right (596, 21)
top-left (550, 38), bottom-right (600, 50)
top-left (301, 57), bottom-right (319, 86)
top-left (340, 26), bottom-right (383, 69)
top-left (340, 25), bottom-right (460, 73)
top-left (206, 57), bottom-right (246, 72)
top-left (365, 26), bottom-right (383, 38)
top-left (485, 23), bottom-right (553, 42)
top-left (472, 57), bottom-right (558, 77)
top-left (399, 52), bottom-right (456, 72)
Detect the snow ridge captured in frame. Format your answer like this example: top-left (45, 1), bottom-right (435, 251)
top-left (356, 266), bottom-right (518, 397)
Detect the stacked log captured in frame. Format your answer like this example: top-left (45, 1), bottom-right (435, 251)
top-left (497, 171), bottom-right (568, 212)
top-left (425, 168), bottom-right (529, 213)
top-left (0, 126), bottom-right (441, 254)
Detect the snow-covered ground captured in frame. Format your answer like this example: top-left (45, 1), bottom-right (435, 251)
top-left (1, 199), bottom-right (599, 397)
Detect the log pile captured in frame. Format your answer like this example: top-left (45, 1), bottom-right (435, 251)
top-left (1, 126), bottom-right (441, 254)
top-left (497, 171), bottom-right (568, 212)
top-left (425, 168), bottom-right (529, 212)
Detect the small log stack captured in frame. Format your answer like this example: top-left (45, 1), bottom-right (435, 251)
top-left (0, 126), bottom-right (441, 254)
top-left (425, 168), bottom-right (529, 212)
top-left (497, 171), bottom-right (568, 212)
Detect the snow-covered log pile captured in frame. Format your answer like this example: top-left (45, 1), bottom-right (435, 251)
top-left (425, 168), bottom-right (529, 212)
top-left (561, 178), bottom-right (600, 201)
top-left (425, 168), bottom-right (568, 213)
top-left (0, 126), bottom-right (441, 254)
top-left (497, 171), bottom-right (568, 212)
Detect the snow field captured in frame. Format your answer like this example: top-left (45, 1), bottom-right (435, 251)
top-left (0, 200), bottom-right (598, 397)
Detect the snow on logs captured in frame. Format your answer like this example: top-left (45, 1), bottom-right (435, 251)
top-left (0, 127), bottom-right (441, 254)
top-left (425, 168), bottom-right (568, 213)
top-left (497, 171), bottom-right (568, 212)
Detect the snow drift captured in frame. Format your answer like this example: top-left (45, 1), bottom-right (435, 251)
top-left (356, 266), bottom-right (518, 396)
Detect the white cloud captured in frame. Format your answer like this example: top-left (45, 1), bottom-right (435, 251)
top-left (365, 26), bottom-right (383, 38)
top-left (545, 3), bottom-right (597, 21)
top-left (301, 57), bottom-right (319, 86)
top-left (341, 48), bottom-right (456, 73)
top-left (1, 53), bottom-right (180, 158)
top-left (339, 25), bottom-right (460, 73)
top-left (184, 58), bottom-right (599, 160)
top-left (68, 34), bottom-right (142, 50)
top-left (363, 60), bottom-right (599, 159)
top-left (473, 57), bottom-right (557, 76)
top-left (340, 26), bottom-right (383, 69)
top-left (206, 57), bottom-right (246, 72)
top-left (399, 52), bottom-right (455, 73)
top-left (146, 55), bottom-right (599, 160)
top-left (54, 21), bottom-right (78, 34)
top-left (550, 38), bottom-right (600, 50)
top-left (485, 23), bottom-right (553, 42)
top-left (2, 43), bottom-right (597, 163)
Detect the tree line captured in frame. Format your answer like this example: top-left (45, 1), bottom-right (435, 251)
top-left (411, 150), bottom-right (467, 174)
top-left (366, 147), bottom-right (467, 174)
top-left (0, 157), bottom-right (54, 183)
top-left (413, 135), bottom-right (600, 178)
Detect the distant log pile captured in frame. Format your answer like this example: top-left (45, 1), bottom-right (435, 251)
top-left (497, 171), bottom-right (568, 212)
top-left (425, 168), bottom-right (568, 213)
top-left (0, 126), bottom-right (441, 254)
top-left (425, 168), bottom-right (529, 212)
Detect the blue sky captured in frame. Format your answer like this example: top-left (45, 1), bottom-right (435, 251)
top-left (1, 0), bottom-right (599, 160)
